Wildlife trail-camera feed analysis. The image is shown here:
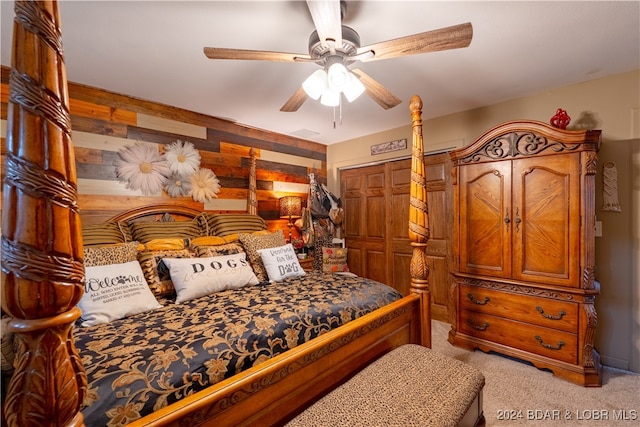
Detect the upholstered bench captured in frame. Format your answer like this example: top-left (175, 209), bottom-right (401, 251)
top-left (287, 344), bottom-right (485, 427)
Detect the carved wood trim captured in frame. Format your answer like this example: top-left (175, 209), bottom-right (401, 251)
top-left (449, 120), bottom-right (602, 165)
top-left (247, 148), bottom-right (258, 215)
top-left (2, 2), bottom-right (87, 426)
top-left (454, 276), bottom-right (577, 301)
top-left (408, 95), bottom-right (431, 347)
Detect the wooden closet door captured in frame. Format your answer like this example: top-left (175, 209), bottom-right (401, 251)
top-left (459, 160), bottom-right (512, 278)
top-left (341, 164), bottom-right (388, 285)
top-left (340, 154), bottom-right (452, 321)
top-left (511, 154), bottom-right (580, 287)
top-left (387, 159), bottom-right (412, 296)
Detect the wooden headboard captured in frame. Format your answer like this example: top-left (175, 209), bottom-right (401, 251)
top-left (109, 204), bottom-right (205, 223)
top-left (1, 1), bottom-right (431, 426)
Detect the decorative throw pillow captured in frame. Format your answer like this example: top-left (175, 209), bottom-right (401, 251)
top-left (238, 230), bottom-right (286, 281)
top-left (129, 220), bottom-right (202, 244)
top-left (257, 244), bottom-right (306, 281)
top-left (322, 247), bottom-right (350, 273)
top-left (191, 235), bottom-right (239, 246)
top-left (163, 253), bottom-right (259, 303)
top-left (79, 260), bottom-right (162, 327)
top-left (141, 238), bottom-right (189, 251)
top-left (193, 242), bottom-right (244, 258)
top-left (81, 221), bottom-right (132, 246)
top-left (84, 241), bottom-right (140, 267)
top-left (196, 213), bottom-right (267, 237)
top-left (138, 249), bottom-right (194, 297)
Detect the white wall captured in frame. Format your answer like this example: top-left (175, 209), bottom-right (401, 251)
top-left (328, 70), bottom-right (640, 372)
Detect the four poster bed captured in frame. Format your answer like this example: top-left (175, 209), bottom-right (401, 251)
top-left (1, 2), bottom-right (444, 426)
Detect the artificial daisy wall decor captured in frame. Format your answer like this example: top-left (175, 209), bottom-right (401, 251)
top-left (164, 140), bottom-right (201, 175)
top-left (163, 140), bottom-right (200, 198)
top-left (165, 173), bottom-right (193, 198)
top-left (190, 168), bottom-right (221, 202)
top-left (115, 141), bottom-right (171, 195)
top-left (115, 140), bottom-right (221, 202)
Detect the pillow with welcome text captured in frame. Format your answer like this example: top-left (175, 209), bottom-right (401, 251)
top-left (79, 260), bottom-right (162, 327)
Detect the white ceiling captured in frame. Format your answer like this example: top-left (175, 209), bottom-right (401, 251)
top-left (1, 1), bottom-right (639, 145)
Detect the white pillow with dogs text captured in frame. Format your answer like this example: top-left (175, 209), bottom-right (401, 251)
top-left (163, 253), bottom-right (259, 303)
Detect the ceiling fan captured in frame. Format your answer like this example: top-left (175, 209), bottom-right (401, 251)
top-left (203, 1), bottom-right (473, 112)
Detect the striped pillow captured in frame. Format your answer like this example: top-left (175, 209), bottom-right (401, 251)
top-left (129, 220), bottom-right (202, 244)
top-left (197, 213), bottom-right (267, 237)
top-left (82, 221), bottom-right (132, 246)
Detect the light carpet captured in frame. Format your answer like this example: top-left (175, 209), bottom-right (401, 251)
top-left (431, 320), bottom-right (640, 426)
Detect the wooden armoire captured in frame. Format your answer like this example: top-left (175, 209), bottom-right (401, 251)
top-left (448, 120), bottom-right (603, 386)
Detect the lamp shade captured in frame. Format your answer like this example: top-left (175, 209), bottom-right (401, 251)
top-left (343, 72), bottom-right (366, 102)
top-left (279, 196), bottom-right (302, 219)
top-left (326, 62), bottom-right (350, 92)
top-left (320, 89), bottom-right (340, 107)
top-left (302, 69), bottom-right (328, 100)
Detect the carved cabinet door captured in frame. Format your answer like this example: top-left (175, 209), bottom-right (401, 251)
top-left (458, 159), bottom-right (512, 278)
top-left (511, 153), bottom-right (581, 287)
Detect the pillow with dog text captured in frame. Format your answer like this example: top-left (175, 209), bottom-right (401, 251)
top-left (163, 253), bottom-right (259, 303)
top-left (257, 244), bottom-right (306, 282)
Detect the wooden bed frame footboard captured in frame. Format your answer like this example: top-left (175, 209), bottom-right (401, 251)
top-left (1, 2), bottom-right (432, 426)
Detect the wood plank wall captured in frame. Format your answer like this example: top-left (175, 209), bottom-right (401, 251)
top-left (1, 66), bottom-right (326, 236)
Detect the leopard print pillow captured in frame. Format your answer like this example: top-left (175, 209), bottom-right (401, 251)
top-left (138, 249), bottom-right (194, 298)
top-left (83, 241), bottom-right (140, 267)
top-left (238, 230), bottom-right (286, 282)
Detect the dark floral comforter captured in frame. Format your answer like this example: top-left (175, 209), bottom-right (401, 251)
top-left (75, 272), bottom-right (402, 426)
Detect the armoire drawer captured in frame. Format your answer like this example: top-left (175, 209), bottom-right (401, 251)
top-left (459, 284), bottom-right (578, 333)
top-left (459, 310), bottom-right (578, 364)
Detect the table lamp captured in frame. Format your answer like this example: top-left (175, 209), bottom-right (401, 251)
top-left (279, 196), bottom-right (302, 242)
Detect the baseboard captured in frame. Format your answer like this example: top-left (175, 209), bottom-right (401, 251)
top-left (600, 353), bottom-right (630, 371)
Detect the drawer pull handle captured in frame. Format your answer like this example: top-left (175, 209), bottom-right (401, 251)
top-left (536, 306), bottom-right (566, 321)
top-left (467, 293), bottom-right (490, 305)
top-left (535, 336), bottom-right (565, 351)
top-left (514, 208), bottom-right (522, 232)
top-left (467, 319), bottom-right (489, 331)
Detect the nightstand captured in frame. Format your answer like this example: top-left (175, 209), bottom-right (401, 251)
top-left (298, 256), bottom-right (315, 272)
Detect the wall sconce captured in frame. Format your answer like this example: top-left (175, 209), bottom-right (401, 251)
top-left (279, 196), bottom-right (302, 242)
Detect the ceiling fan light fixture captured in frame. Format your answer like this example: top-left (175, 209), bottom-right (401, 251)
top-left (326, 61), bottom-right (350, 91)
top-left (302, 69), bottom-right (328, 100)
top-left (320, 89), bottom-right (340, 107)
top-left (343, 72), bottom-right (365, 102)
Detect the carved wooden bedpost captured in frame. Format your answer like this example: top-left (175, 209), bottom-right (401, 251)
top-left (1, 1), bottom-right (87, 426)
top-left (247, 148), bottom-right (258, 215)
top-left (408, 95), bottom-right (431, 348)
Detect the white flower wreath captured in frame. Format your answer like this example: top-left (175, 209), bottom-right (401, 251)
top-left (115, 142), bottom-right (170, 195)
top-left (190, 168), bottom-right (221, 202)
top-left (163, 140), bottom-right (201, 176)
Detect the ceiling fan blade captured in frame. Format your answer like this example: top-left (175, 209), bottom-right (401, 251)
top-left (204, 47), bottom-right (311, 62)
top-left (306, 0), bottom-right (342, 48)
top-left (280, 86), bottom-right (308, 112)
top-left (357, 22), bottom-right (473, 62)
top-left (351, 69), bottom-right (402, 110)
